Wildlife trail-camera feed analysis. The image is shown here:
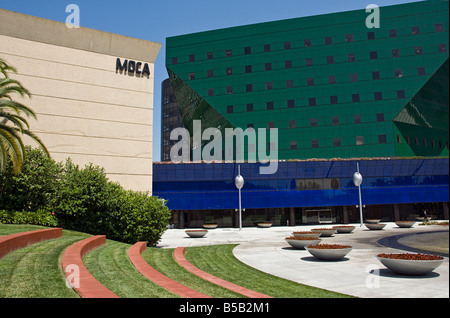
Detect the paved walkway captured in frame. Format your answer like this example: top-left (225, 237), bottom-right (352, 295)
top-left (157, 223), bottom-right (449, 298)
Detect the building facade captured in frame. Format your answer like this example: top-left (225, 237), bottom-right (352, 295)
top-left (165, 1), bottom-right (448, 161)
top-left (156, 1), bottom-right (449, 228)
top-left (0, 9), bottom-right (160, 192)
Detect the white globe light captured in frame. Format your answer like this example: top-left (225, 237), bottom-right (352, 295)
top-left (353, 172), bottom-right (363, 187)
top-left (235, 175), bottom-right (244, 190)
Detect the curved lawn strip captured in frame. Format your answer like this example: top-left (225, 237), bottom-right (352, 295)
top-left (185, 245), bottom-right (354, 298)
top-left (0, 227), bottom-right (89, 298)
top-left (142, 247), bottom-right (242, 298)
top-left (83, 240), bottom-right (178, 298)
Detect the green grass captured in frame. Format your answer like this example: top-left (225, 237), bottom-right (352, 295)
top-left (1, 225), bottom-right (353, 298)
top-left (185, 244), bottom-right (353, 298)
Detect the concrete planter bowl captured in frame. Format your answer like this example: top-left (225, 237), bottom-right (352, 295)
top-left (257, 223), bottom-right (273, 228)
top-left (365, 223), bottom-right (386, 231)
top-left (305, 244), bottom-right (353, 261)
top-left (333, 226), bottom-right (356, 234)
top-left (292, 231), bottom-right (322, 239)
top-left (203, 224), bottom-right (218, 229)
top-left (185, 230), bottom-right (208, 238)
top-left (377, 253), bottom-right (446, 276)
top-left (285, 237), bottom-right (321, 249)
top-left (395, 221), bottom-right (416, 228)
top-left (366, 219), bottom-right (381, 224)
top-left (311, 228), bottom-right (337, 237)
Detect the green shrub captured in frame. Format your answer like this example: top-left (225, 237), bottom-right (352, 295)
top-left (0, 210), bottom-right (58, 227)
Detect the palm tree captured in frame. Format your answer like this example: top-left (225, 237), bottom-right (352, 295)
top-left (0, 58), bottom-right (49, 175)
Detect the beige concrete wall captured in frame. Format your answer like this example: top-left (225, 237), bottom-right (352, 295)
top-left (0, 9), bottom-right (161, 193)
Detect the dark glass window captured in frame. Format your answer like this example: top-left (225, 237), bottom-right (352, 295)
top-left (286, 80), bottom-right (294, 88)
top-left (244, 47), bottom-right (251, 55)
top-left (207, 70), bottom-right (214, 78)
top-left (368, 32), bottom-right (376, 40)
top-left (285, 60), bottom-right (292, 69)
top-left (268, 122), bottom-right (275, 129)
top-left (290, 141), bottom-right (297, 150)
top-left (392, 49), bottom-right (400, 57)
top-left (189, 54), bottom-right (195, 62)
top-left (330, 96), bottom-right (338, 104)
top-left (372, 71), bottom-right (380, 80)
top-left (171, 57), bottom-right (178, 65)
top-left (306, 58), bottom-right (313, 66)
top-left (307, 78), bottom-right (315, 86)
top-left (247, 123), bottom-right (254, 129)
top-left (226, 67), bottom-right (232, 75)
top-left (208, 88), bottom-right (214, 96)
top-left (438, 44), bottom-right (447, 53)
top-left (265, 63), bottom-right (272, 71)
top-left (227, 105), bottom-right (234, 114)
top-left (415, 46), bottom-right (423, 55)
top-left (397, 90), bottom-right (405, 99)
top-left (346, 34), bottom-right (354, 42)
top-left (309, 98), bottom-right (317, 106)
top-left (333, 138), bottom-right (341, 147)
top-left (394, 69), bottom-right (403, 78)
top-left (246, 84), bottom-right (253, 92)
top-left (348, 54), bottom-right (356, 62)
top-left (370, 51), bottom-right (378, 59)
top-left (226, 49), bottom-right (232, 57)
top-left (189, 73), bottom-right (195, 80)
top-left (207, 52), bottom-right (213, 59)
top-left (247, 104), bottom-right (253, 112)
top-left (266, 82), bottom-right (273, 90)
top-left (411, 26), bottom-right (420, 35)
top-left (264, 44), bottom-right (271, 52)
top-left (352, 94), bottom-right (360, 102)
top-left (226, 86), bottom-right (233, 95)
top-left (374, 92), bottom-right (383, 101)
top-left (354, 114), bottom-right (362, 124)
top-left (435, 24), bottom-right (444, 32)
top-left (356, 136), bottom-right (364, 146)
top-left (325, 36), bottom-right (333, 45)
top-left (332, 117), bottom-right (340, 125)
top-left (312, 139), bottom-right (319, 148)
top-left (284, 41), bottom-right (291, 50)
top-left (289, 120), bottom-right (296, 129)
top-left (245, 65), bottom-right (252, 73)
top-left (350, 73), bottom-right (358, 82)
top-left (304, 39), bottom-right (312, 47)
top-left (310, 118), bottom-right (318, 127)
top-left (389, 29), bottom-right (397, 37)
top-left (327, 56), bottom-right (334, 64)
top-left (406, 136), bottom-right (411, 145)
top-left (415, 137), bottom-right (419, 146)
top-left (329, 75), bottom-right (336, 84)
top-left (379, 135), bottom-right (387, 144)
top-left (376, 113), bottom-right (384, 122)
top-left (267, 101), bottom-right (274, 110)
top-left (287, 100), bottom-right (295, 108)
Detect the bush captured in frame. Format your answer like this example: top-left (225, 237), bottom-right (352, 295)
top-left (0, 210), bottom-right (58, 227)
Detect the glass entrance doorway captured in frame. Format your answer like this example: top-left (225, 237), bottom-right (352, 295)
top-left (302, 209), bottom-right (335, 224)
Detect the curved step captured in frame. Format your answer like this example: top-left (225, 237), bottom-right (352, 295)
top-left (174, 247), bottom-right (272, 298)
top-left (129, 242), bottom-right (211, 298)
top-left (62, 235), bottom-right (118, 298)
top-left (0, 228), bottom-right (63, 260)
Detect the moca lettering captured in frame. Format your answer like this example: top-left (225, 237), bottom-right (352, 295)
top-left (116, 58), bottom-right (150, 77)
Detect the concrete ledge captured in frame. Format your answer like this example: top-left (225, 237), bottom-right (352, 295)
top-left (129, 242), bottom-right (211, 298)
top-left (62, 235), bottom-right (118, 298)
top-left (0, 228), bottom-right (63, 260)
top-left (174, 247), bottom-right (272, 298)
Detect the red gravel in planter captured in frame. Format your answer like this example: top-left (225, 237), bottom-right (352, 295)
top-left (186, 230), bottom-right (208, 232)
top-left (307, 244), bottom-right (352, 249)
top-left (378, 253), bottom-right (444, 261)
top-left (293, 231), bottom-right (316, 234)
top-left (286, 236), bottom-right (321, 240)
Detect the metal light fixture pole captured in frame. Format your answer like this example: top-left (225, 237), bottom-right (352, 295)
top-left (234, 165), bottom-right (245, 231)
top-left (353, 163), bottom-right (364, 227)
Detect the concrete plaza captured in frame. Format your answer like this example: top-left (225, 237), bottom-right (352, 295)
top-left (157, 223), bottom-right (449, 298)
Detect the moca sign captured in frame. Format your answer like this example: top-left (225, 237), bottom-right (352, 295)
top-left (116, 58), bottom-right (150, 77)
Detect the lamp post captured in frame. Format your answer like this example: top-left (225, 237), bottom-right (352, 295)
top-left (234, 165), bottom-right (244, 231)
top-left (353, 163), bottom-right (364, 227)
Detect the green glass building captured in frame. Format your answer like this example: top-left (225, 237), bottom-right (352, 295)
top-left (165, 1), bottom-right (449, 161)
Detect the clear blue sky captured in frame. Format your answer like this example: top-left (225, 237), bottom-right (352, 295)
top-left (0, 0), bottom-right (422, 161)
